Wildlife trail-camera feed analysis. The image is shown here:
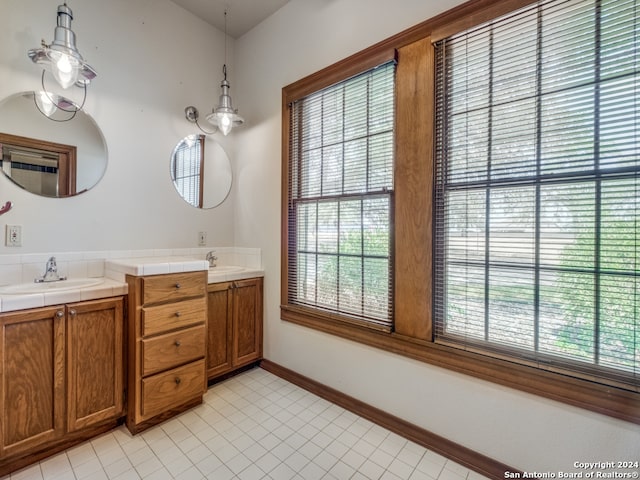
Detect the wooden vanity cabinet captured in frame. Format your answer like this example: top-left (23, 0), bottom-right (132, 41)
top-left (207, 277), bottom-right (263, 381)
top-left (0, 297), bottom-right (124, 473)
top-left (126, 271), bottom-right (207, 434)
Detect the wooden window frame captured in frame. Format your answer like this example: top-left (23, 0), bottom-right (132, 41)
top-left (281, 0), bottom-right (640, 425)
top-left (282, 47), bottom-right (398, 331)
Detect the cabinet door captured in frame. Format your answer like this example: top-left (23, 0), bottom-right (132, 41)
top-left (232, 278), bottom-right (263, 367)
top-left (67, 298), bottom-right (124, 432)
top-left (207, 282), bottom-right (233, 379)
top-left (0, 307), bottom-right (65, 458)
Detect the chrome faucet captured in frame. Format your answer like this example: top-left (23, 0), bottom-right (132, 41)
top-left (35, 256), bottom-right (67, 283)
top-left (206, 250), bottom-right (218, 268)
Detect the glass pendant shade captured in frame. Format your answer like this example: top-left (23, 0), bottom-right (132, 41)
top-left (47, 50), bottom-right (81, 89)
top-left (35, 91), bottom-right (57, 116)
top-left (28, 3), bottom-right (96, 89)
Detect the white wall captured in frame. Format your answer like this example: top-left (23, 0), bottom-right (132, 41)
top-left (2, 0), bottom-right (638, 472)
top-left (233, 0), bottom-right (640, 473)
top-left (0, 0), bottom-right (236, 253)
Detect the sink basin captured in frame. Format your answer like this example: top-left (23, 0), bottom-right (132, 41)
top-left (209, 266), bottom-right (245, 274)
top-left (0, 278), bottom-right (105, 295)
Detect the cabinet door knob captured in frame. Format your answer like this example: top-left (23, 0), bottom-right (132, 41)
top-left (175, 377), bottom-right (181, 385)
top-left (69, 309), bottom-right (77, 316)
top-left (174, 340), bottom-right (181, 347)
top-left (175, 283), bottom-right (181, 289)
top-left (56, 311), bottom-right (64, 318)
top-left (175, 311), bottom-right (181, 317)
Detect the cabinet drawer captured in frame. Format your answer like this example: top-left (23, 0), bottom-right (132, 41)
top-left (142, 325), bottom-right (205, 376)
top-left (142, 272), bottom-right (206, 305)
top-left (142, 297), bottom-right (205, 337)
top-left (141, 360), bottom-right (205, 419)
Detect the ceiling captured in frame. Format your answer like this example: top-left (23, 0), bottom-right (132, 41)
top-left (171, 0), bottom-right (291, 38)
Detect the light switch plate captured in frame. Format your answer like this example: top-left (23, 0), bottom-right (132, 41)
top-left (5, 225), bottom-right (22, 247)
top-left (198, 231), bottom-right (207, 246)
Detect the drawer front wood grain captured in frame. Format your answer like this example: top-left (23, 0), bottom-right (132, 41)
top-left (142, 325), bottom-right (205, 376)
top-left (141, 360), bottom-right (205, 419)
top-left (142, 297), bottom-right (206, 337)
top-left (142, 272), bottom-right (206, 305)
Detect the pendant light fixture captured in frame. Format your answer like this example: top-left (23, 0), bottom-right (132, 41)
top-left (206, 63), bottom-right (244, 135)
top-left (185, 8), bottom-right (244, 136)
top-left (28, 3), bottom-right (96, 120)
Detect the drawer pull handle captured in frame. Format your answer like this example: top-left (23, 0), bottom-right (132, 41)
top-left (174, 340), bottom-right (181, 347)
top-left (175, 377), bottom-right (181, 385)
top-left (175, 311), bottom-right (181, 317)
top-left (175, 283), bottom-right (181, 289)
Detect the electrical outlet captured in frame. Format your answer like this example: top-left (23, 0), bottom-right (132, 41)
top-left (5, 225), bottom-right (22, 247)
top-left (198, 231), bottom-right (207, 246)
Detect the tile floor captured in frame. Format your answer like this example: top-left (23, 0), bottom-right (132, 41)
top-left (6, 367), bottom-right (488, 480)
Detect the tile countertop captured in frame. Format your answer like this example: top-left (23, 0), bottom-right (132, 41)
top-left (105, 256), bottom-right (210, 280)
top-left (0, 257), bottom-right (264, 313)
top-left (207, 266), bottom-right (265, 284)
top-left (105, 256), bottom-right (264, 284)
top-left (0, 278), bottom-right (128, 313)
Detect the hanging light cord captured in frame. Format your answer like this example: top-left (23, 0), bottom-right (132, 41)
top-left (199, 6), bottom-right (228, 133)
top-left (223, 8), bottom-right (228, 75)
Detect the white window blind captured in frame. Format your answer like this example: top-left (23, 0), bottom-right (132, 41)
top-left (288, 62), bottom-right (395, 329)
top-left (434, 0), bottom-right (639, 388)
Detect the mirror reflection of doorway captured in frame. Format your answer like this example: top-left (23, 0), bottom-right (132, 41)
top-left (0, 132), bottom-right (76, 197)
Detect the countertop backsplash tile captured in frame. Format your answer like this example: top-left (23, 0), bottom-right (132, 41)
top-left (0, 247), bottom-right (262, 313)
top-left (0, 247), bottom-right (262, 286)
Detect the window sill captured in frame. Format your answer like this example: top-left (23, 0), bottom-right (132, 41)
top-left (281, 305), bottom-right (640, 425)
top-left (281, 305), bottom-right (392, 334)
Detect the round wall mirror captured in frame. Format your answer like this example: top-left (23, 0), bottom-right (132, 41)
top-left (0, 91), bottom-right (108, 197)
top-left (170, 134), bottom-right (232, 209)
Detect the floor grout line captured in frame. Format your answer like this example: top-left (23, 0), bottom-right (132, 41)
top-left (6, 367), bottom-right (487, 480)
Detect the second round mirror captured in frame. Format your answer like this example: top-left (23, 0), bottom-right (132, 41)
top-left (170, 134), bottom-right (232, 209)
